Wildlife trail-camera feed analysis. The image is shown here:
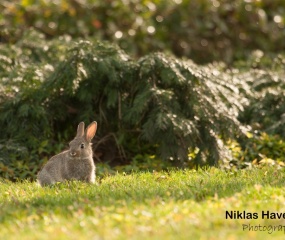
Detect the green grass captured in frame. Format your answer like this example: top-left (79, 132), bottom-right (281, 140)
top-left (1, 167), bottom-right (285, 239)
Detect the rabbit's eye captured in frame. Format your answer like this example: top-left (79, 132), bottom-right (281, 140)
top-left (80, 143), bottom-right (85, 149)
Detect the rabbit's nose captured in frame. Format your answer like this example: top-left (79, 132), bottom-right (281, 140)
top-left (70, 151), bottom-right (77, 157)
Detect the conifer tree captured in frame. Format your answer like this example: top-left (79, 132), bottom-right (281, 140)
top-left (1, 36), bottom-right (250, 169)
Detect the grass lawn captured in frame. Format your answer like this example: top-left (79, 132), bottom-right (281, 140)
top-left (1, 167), bottom-right (285, 240)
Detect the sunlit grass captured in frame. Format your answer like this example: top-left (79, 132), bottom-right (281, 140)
top-left (1, 167), bottom-right (285, 239)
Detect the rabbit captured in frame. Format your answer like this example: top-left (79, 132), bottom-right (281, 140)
top-left (37, 121), bottom-right (97, 186)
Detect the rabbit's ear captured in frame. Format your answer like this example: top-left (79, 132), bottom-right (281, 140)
top-left (76, 122), bottom-right (85, 138)
top-left (85, 121), bottom-right (97, 142)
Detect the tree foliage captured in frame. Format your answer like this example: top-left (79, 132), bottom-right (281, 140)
top-left (1, 0), bottom-right (285, 63)
top-left (0, 31), bottom-right (255, 180)
top-left (236, 52), bottom-right (285, 137)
